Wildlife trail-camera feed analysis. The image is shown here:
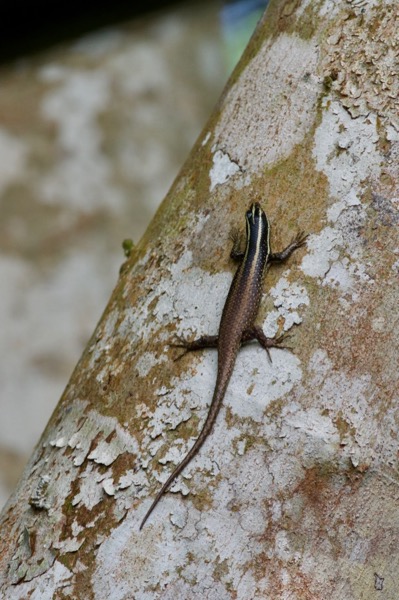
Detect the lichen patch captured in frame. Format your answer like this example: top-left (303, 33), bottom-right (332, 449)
top-left (322, 3), bottom-right (399, 125)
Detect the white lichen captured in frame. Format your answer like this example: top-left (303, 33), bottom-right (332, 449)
top-left (209, 149), bottom-right (241, 191)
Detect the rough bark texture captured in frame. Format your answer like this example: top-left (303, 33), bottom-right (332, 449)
top-left (1, 0), bottom-right (399, 598)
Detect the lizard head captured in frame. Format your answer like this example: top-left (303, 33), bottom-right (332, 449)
top-left (246, 202), bottom-right (270, 255)
top-left (247, 202), bottom-right (263, 221)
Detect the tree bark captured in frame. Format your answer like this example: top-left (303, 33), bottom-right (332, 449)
top-left (2, 1), bottom-right (399, 598)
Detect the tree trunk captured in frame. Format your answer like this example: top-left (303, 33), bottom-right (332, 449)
top-left (1, 1), bottom-right (399, 598)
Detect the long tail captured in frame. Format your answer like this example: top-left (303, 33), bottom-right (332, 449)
top-left (139, 374), bottom-right (230, 530)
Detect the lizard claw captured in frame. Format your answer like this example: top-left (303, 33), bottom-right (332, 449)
top-left (229, 226), bottom-right (241, 244)
top-left (294, 231), bottom-right (308, 248)
top-left (275, 331), bottom-right (292, 343)
top-left (169, 338), bottom-right (186, 349)
top-left (271, 332), bottom-right (294, 352)
top-left (169, 338), bottom-right (189, 361)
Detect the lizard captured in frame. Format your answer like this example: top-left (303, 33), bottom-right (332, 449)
top-left (139, 202), bottom-right (307, 529)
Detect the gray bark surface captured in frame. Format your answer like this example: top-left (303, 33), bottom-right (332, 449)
top-left (1, 1), bottom-right (399, 598)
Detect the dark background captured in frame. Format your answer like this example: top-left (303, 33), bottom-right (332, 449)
top-left (0, 0), bottom-right (184, 62)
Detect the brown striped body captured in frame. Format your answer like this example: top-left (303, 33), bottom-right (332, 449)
top-left (139, 203), bottom-right (306, 529)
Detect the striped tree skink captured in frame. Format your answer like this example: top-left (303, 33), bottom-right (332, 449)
top-left (140, 202), bottom-right (307, 529)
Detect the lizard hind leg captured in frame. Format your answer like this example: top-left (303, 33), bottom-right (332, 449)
top-left (241, 326), bottom-right (292, 363)
top-left (170, 334), bottom-right (218, 361)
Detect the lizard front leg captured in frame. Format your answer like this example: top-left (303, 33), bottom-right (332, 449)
top-left (269, 231), bottom-right (308, 263)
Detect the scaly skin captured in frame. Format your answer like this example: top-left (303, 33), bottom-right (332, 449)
top-left (139, 203), bottom-right (307, 529)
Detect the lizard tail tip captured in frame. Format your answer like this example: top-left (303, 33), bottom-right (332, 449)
top-left (139, 509), bottom-right (151, 530)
